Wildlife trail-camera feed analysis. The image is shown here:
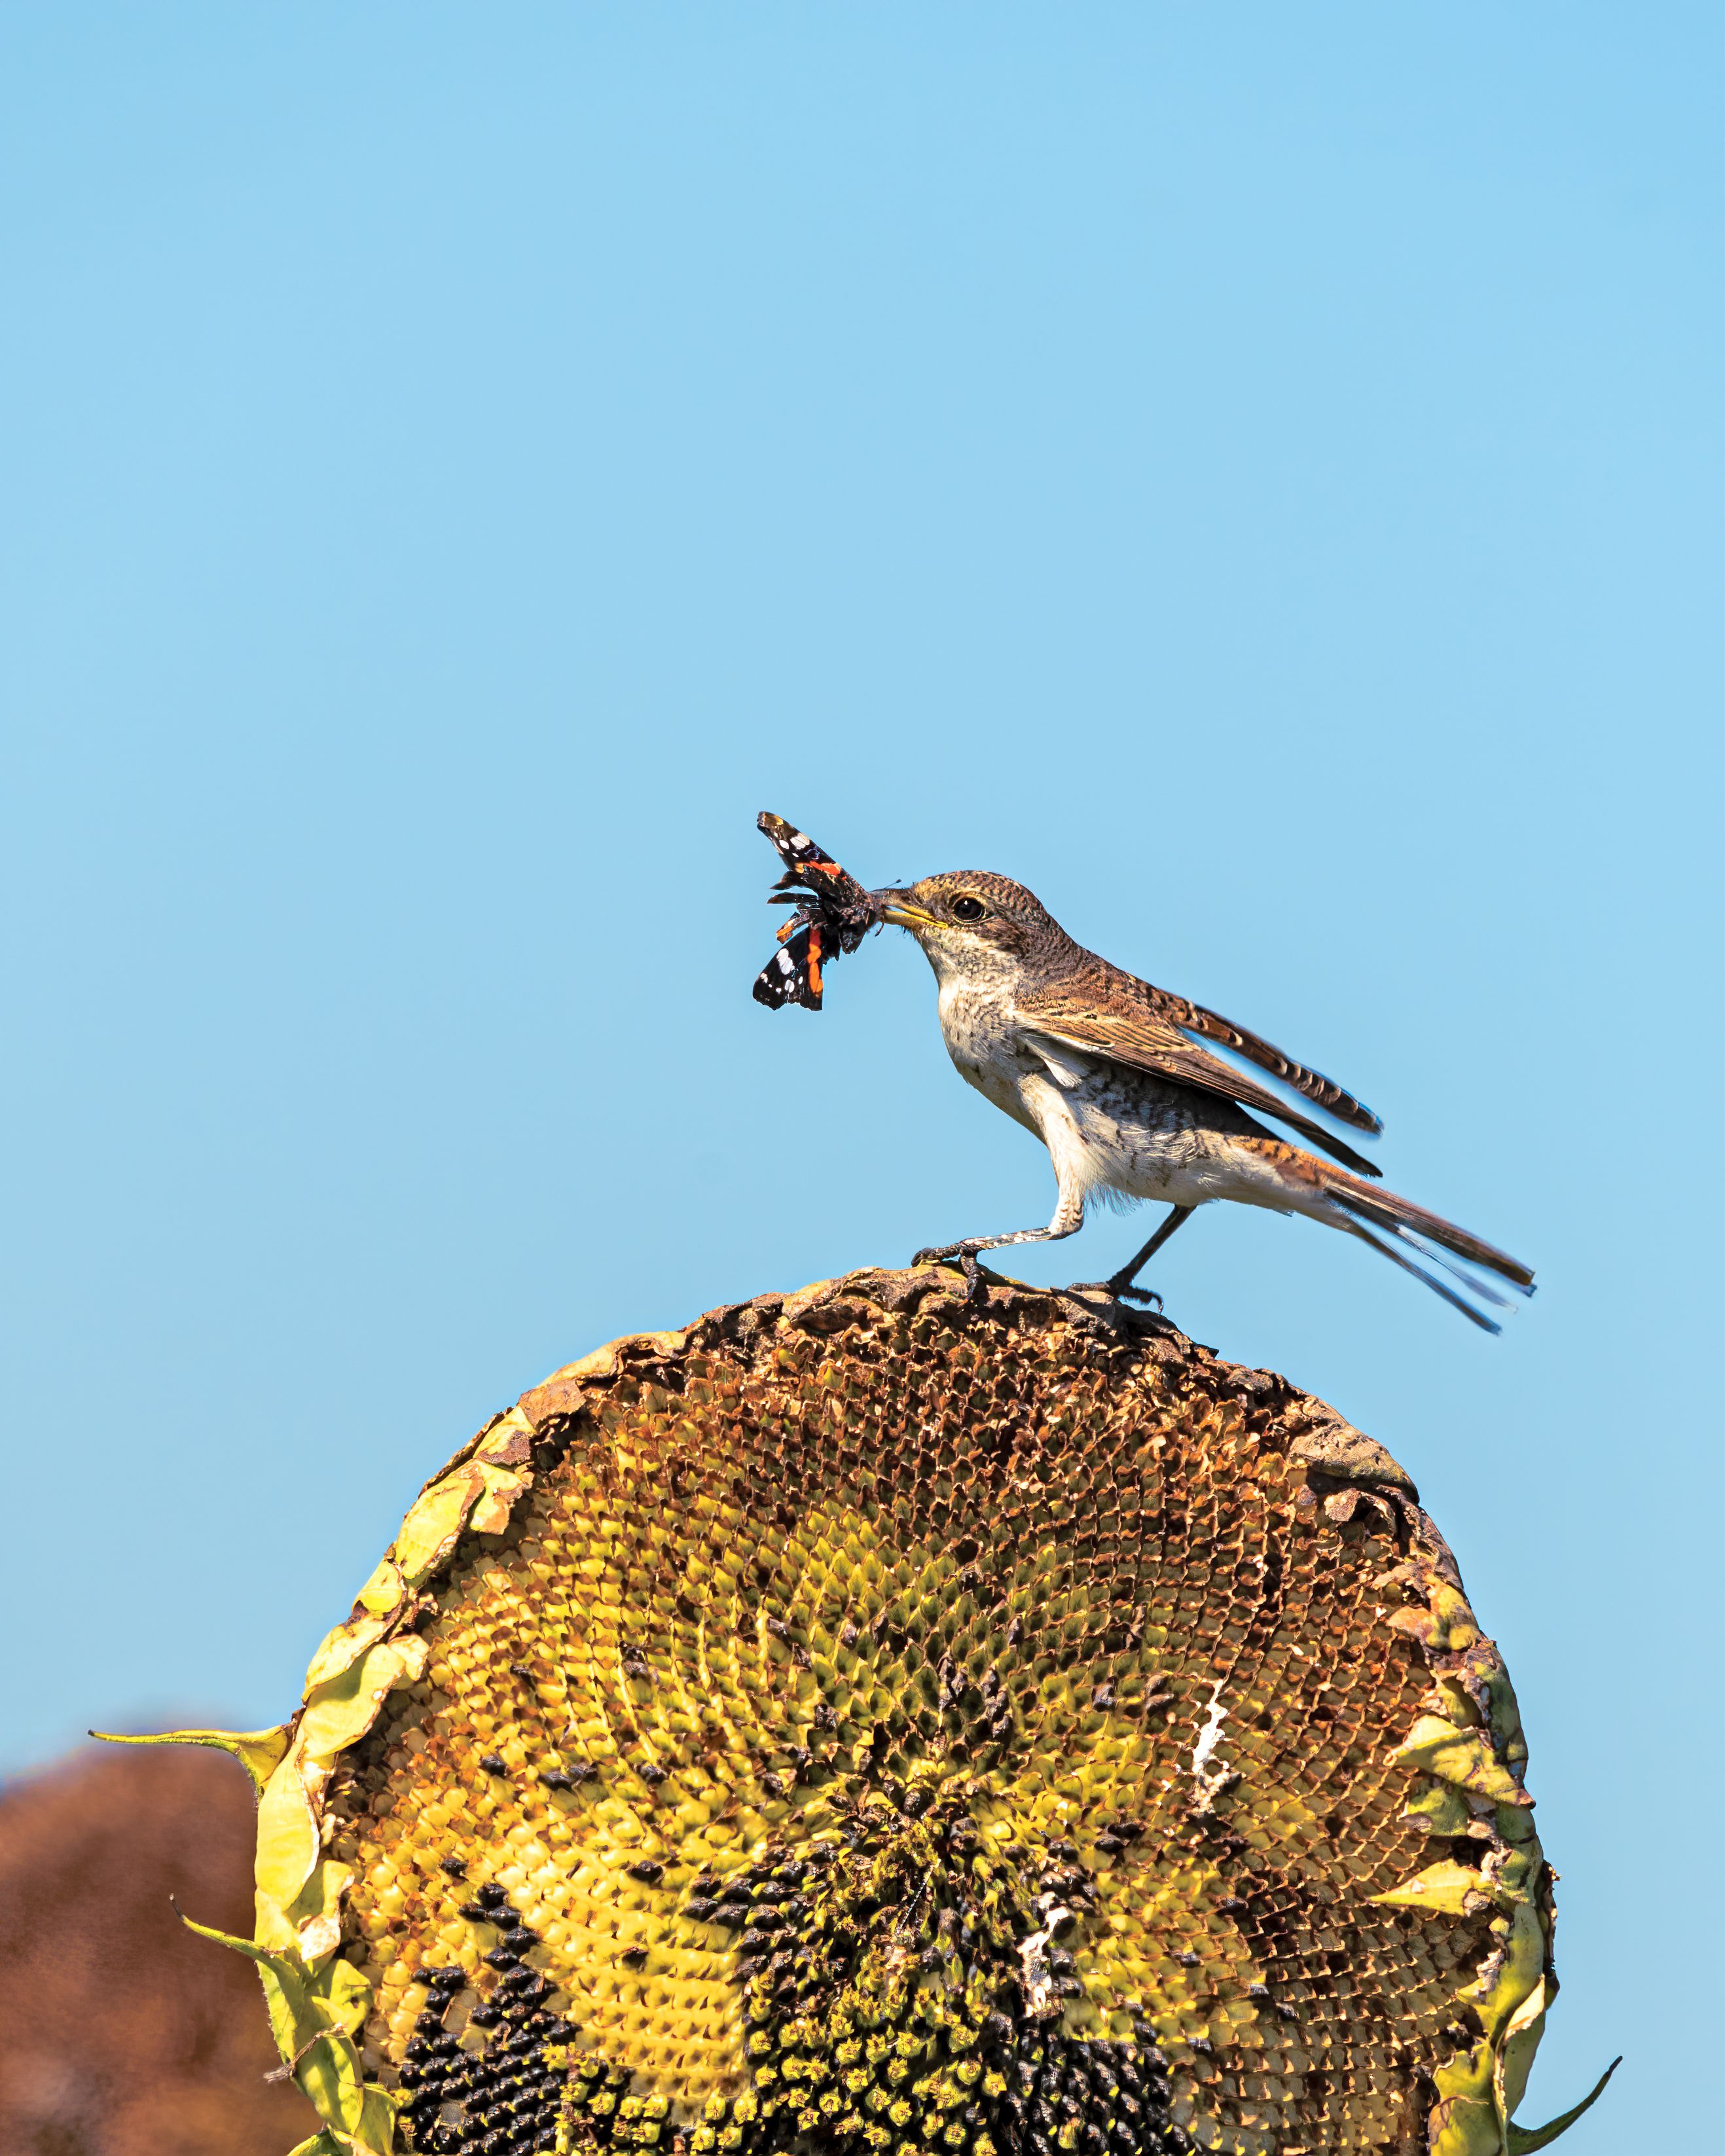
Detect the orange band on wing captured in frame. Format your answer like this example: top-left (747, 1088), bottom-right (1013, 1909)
top-left (807, 927), bottom-right (825, 996)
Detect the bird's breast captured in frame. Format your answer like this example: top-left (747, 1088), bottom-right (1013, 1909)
top-left (936, 982), bottom-right (1044, 1128)
top-left (937, 980), bottom-right (1018, 1075)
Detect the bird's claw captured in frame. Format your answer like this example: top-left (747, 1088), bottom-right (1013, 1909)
top-left (1068, 1279), bottom-right (1165, 1309)
top-left (912, 1243), bottom-right (986, 1300)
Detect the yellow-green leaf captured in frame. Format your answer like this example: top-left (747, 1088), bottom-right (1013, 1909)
top-left (393, 1467), bottom-right (485, 1582)
top-left (1370, 1859), bottom-right (1493, 1917)
top-left (1389, 1716), bottom-right (1525, 1804)
top-left (1506, 2057), bottom-right (1621, 2152)
top-left (92, 1723), bottom-right (291, 1797)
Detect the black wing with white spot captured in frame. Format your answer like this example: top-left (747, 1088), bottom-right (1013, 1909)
top-left (759, 812), bottom-right (847, 886)
top-left (753, 918), bottom-right (827, 1011)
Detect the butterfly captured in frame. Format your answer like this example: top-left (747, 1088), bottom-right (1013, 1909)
top-left (752, 812), bottom-right (882, 1010)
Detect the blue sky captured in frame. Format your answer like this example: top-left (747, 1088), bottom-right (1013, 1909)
top-left (1, 7), bottom-right (1718, 2146)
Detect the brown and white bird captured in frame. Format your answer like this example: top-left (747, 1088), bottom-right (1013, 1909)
top-left (875, 871), bottom-right (1533, 1331)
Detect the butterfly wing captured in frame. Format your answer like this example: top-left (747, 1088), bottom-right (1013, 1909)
top-left (752, 918), bottom-right (826, 1011)
top-left (757, 811), bottom-right (872, 924)
top-left (758, 811), bottom-right (844, 882)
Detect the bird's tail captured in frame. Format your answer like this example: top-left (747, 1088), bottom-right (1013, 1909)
top-left (1261, 1146), bottom-right (1534, 1333)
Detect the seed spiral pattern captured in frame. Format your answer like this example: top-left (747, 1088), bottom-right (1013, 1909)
top-left (298, 1270), bottom-right (1561, 2156)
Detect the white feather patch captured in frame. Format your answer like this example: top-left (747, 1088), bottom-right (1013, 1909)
top-left (1027, 1035), bottom-right (1091, 1090)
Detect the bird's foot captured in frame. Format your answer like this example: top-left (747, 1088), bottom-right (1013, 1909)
top-left (1068, 1278), bottom-right (1165, 1309)
top-left (911, 1242), bottom-right (985, 1300)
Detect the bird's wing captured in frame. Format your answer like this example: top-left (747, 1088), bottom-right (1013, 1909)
top-left (1017, 987), bottom-right (1382, 1177)
top-left (1134, 985), bottom-right (1381, 1133)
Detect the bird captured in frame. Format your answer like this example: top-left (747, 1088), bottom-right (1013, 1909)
top-left (872, 870), bottom-right (1533, 1331)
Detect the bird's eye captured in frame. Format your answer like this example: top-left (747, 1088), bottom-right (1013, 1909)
top-left (950, 894), bottom-right (988, 922)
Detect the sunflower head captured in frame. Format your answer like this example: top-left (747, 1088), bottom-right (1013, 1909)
top-left (137, 1268), bottom-right (1610, 2156)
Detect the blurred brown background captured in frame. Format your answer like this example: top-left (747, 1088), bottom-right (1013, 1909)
top-left (0, 1741), bottom-right (316, 2155)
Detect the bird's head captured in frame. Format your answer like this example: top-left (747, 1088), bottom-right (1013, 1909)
top-left (870, 872), bottom-right (1074, 988)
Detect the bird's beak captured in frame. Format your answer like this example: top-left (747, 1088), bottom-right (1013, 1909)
top-left (871, 889), bottom-right (940, 931)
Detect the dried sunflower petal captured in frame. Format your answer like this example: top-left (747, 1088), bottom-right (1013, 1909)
top-left (156, 1268), bottom-right (1612, 2156)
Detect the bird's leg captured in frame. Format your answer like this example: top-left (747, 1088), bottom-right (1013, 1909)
top-left (914, 1187), bottom-right (1085, 1300)
top-left (1073, 1204), bottom-right (1196, 1306)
